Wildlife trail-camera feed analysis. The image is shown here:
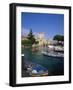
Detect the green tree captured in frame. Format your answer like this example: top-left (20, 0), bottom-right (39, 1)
top-left (27, 29), bottom-right (35, 45)
top-left (22, 29), bottom-right (39, 46)
top-left (53, 35), bottom-right (64, 41)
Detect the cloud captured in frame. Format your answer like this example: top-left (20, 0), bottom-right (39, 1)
top-left (21, 28), bottom-right (30, 37)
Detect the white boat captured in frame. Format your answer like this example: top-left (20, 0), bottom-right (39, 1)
top-left (21, 54), bottom-right (24, 56)
top-left (41, 51), bottom-right (64, 58)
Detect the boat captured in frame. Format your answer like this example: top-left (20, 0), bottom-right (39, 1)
top-left (21, 54), bottom-right (24, 56)
top-left (30, 64), bottom-right (48, 76)
top-left (22, 60), bottom-right (48, 77)
top-left (41, 51), bottom-right (64, 58)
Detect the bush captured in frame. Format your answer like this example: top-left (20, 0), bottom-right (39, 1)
top-left (21, 39), bottom-right (32, 46)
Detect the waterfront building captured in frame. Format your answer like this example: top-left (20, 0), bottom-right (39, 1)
top-left (47, 39), bottom-right (58, 45)
top-left (36, 32), bottom-right (47, 46)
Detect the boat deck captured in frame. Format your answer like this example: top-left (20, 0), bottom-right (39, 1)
top-left (41, 51), bottom-right (64, 58)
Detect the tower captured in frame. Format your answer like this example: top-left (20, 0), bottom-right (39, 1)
top-left (37, 32), bottom-right (46, 46)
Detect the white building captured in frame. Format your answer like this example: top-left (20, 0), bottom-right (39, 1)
top-left (37, 32), bottom-right (47, 46)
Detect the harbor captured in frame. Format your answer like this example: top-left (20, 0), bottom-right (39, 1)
top-left (21, 13), bottom-right (64, 77)
top-left (22, 58), bottom-right (48, 77)
top-left (22, 48), bottom-right (64, 77)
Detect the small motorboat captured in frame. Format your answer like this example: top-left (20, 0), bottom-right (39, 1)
top-left (41, 51), bottom-right (64, 58)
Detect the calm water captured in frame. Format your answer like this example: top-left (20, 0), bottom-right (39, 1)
top-left (22, 48), bottom-right (64, 76)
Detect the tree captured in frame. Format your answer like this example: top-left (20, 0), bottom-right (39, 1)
top-left (53, 35), bottom-right (64, 41)
top-left (22, 29), bottom-right (39, 46)
top-left (27, 29), bottom-right (36, 45)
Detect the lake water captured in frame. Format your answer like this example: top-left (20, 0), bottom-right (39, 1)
top-left (22, 48), bottom-right (64, 76)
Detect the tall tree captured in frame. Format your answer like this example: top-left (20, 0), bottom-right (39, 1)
top-left (27, 29), bottom-right (35, 45)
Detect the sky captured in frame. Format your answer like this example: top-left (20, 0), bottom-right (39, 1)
top-left (21, 12), bottom-right (64, 39)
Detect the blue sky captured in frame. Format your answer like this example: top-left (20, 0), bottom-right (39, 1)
top-left (21, 12), bottom-right (64, 39)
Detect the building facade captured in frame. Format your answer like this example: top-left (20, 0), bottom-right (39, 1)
top-left (37, 32), bottom-right (47, 46)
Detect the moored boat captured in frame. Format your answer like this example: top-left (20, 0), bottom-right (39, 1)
top-left (41, 51), bottom-right (64, 58)
top-left (21, 54), bottom-right (24, 56)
